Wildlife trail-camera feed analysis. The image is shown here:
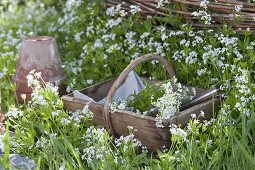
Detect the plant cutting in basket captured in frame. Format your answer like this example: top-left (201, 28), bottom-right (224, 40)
top-left (112, 77), bottom-right (197, 128)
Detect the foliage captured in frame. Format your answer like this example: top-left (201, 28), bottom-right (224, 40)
top-left (127, 82), bottom-right (165, 114)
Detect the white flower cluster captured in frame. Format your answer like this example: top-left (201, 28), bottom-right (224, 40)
top-left (197, 67), bottom-right (209, 76)
top-left (74, 31), bottom-right (83, 42)
top-left (115, 133), bottom-right (142, 152)
top-left (0, 133), bottom-right (5, 153)
top-left (81, 126), bottom-right (110, 163)
top-left (35, 136), bottom-right (51, 149)
top-left (234, 5), bottom-right (243, 12)
top-left (26, 70), bottom-right (42, 89)
top-left (52, 110), bottom-right (61, 117)
top-left (130, 5), bottom-right (141, 15)
top-left (110, 100), bottom-right (127, 113)
top-left (154, 79), bottom-right (186, 128)
top-left (106, 43), bottom-right (122, 53)
top-left (6, 105), bottom-right (24, 118)
top-left (82, 105), bottom-right (93, 118)
top-left (169, 124), bottom-right (187, 141)
top-left (200, 0), bottom-right (209, 9)
top-left (106, 17), bottom-right (122, 28)
top-left (156, 0), bottom-right (169, 8)
top-left (191, 10), bottom-right (212, 25)
top-left (234, 68), bottom-right (254, 116)
top-left (60, 107), bottom-right (92, 127)
top-left (106, 4), bottom-right (127, 17)
top-left (26, 70), bottom-right (61, 106)
top-left (65, 0), bottom-right (83, 12)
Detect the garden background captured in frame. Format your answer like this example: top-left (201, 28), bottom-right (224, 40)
top-left (0, 0), bottom-right (255, 169)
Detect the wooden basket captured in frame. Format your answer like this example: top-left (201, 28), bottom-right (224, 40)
top-left (62, 54), bottom-right (221, 152)
top-left (106, 0), bottom-right (255, 31)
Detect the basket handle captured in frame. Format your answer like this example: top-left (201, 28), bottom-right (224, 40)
top-left (103, 54), bottom-right (176, 137)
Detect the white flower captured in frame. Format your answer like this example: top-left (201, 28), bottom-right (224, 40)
top-left (161, 32), bottom-right (168, 41)
top-left (200, 0), bottom-right (209, 9)
top-left (82, 105), bottom-right (93, 118)
top-left (106, 6), bottom-right (116, 16)
top-left (86, 26), bottom-right (94, 36)
top-left (197, 68), bottom-right (207, 76)
top-left (106, 4), bottom-right (122, 17)
top-left (60, 118), bottom-right (71, 125)
top-left (169, 124), bottom-right (187, 140)
top-left (117, 102), bottom-right (126, 110)
top-left (191, 114), bottom-right (196, 118)
top-left (26, 71), bottom-right (41, 88)
top-left (192, 10), bottom-right (212, 25)
top-left (31, 92), bottom-right (47, 106)
top-left (21, 93), bottom-right (26, 100)
top-left (200, 110), bottom-right (205, 117)
top-left (52, 110), bottom-right (61, 117)
top-left (130, 5), bottom-right (141, 15)
top-left (185, 51), bottom-right (197, 64)
top-left (154, 81), bottom-right (184, 128)
top-left (180, 39), bottom-right (186, 45)
top-left (106, 17), bottom-right (122, 28)
top-left (65, 0), bottom-right (83, 11)
top-left (207, 139), bottom-right (212, 146)
top-left (0, 141), bottom-right (4, 153)
top-left (234, 5), bottom-right (243, 12)
top-left (94, 39), bottom-right (103, 48)
top-left (115, 134), bottom-right (142, 151)
top-left (140, 32), bottom-right (150, 39)
top-left (86, 79), bottom-right (93, 85)
top-left (34, 72), bottom-right (42, 79)
top-left (156, 0), bottom-right (169, 8)
top-left (35, 136), bottom-right (51, 148)
top-left (6, 105), bottom-right (24, 118)
top-left (106, 43), bottom-right (122, 53)
top-left (102, 33), bottom-right (116, 42)
top-left (74, 31), bottom-right (83, 42)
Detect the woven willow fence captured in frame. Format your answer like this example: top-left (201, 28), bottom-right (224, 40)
top-left (106, 0), bottom-right (255, 31)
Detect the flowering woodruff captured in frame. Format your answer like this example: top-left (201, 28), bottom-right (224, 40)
top-left (2, 0), bottom-right (255, 168)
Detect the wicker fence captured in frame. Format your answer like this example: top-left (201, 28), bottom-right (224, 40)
top-left (106, 0), bottom-right (255, 31)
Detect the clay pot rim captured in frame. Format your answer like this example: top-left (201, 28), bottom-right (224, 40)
top-left (24, 36), bottom-right (53, 42)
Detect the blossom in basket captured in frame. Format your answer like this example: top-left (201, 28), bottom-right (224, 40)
top-left (154, 80), bottom-right (184, 128)
top-left (110, 100), bottom-right (127, 112)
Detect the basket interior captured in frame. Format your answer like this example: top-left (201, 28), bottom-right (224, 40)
top-left (69, 77), bottom-right (206, 103)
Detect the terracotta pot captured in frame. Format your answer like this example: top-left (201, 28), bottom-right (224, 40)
top-left (13, 36), bottom-right (67, 103)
